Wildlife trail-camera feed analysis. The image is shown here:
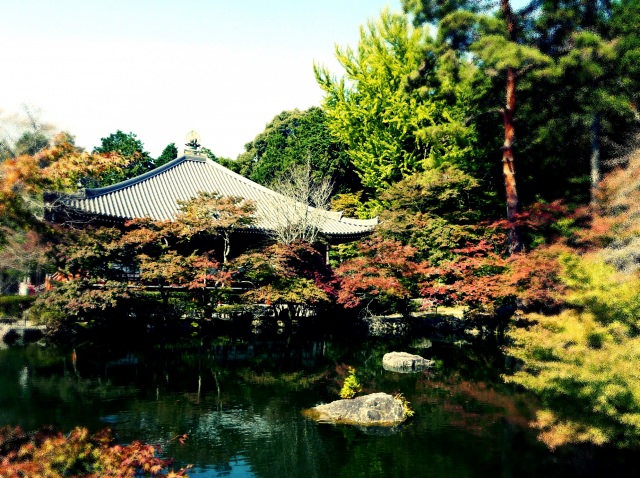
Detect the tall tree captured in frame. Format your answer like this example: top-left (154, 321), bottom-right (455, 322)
top-left (406, 0), bottom-right (640, 211)
top-left (523, 0), bottom-right (639, 205)
top-left (315, 8), bottom-right (480, 195)
top-left (403, 0), bottom-right (555, 253)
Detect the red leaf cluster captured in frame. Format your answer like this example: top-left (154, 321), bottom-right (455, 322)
top-left (0, 425), bottom-right (191, 477)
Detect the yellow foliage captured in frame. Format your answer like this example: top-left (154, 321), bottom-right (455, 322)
top-left (340, 367), bottom-right (362, 399)
top-left (504, 255), bottom-right (640, 448)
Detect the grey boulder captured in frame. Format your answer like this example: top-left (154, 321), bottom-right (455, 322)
top-left (382, 351), bottom-right (434, 373)
top-left (309, 392), bottom-right (407, 426)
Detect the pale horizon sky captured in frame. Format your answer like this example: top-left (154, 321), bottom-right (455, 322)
top-left (1, 0), bottom-right (401, 159)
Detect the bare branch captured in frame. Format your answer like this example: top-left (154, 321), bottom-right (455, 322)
top-left (262, 157), bottom-right (334, 244)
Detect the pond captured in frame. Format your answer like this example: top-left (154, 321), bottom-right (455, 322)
top-left (0, 328), bottom-right (634, 477)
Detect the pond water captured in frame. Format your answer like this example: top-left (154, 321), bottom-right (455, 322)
top-left (0, 329), bottom-right (633, 477)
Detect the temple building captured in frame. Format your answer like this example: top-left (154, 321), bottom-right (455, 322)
top-left (44, 147), bottom-right (377, 258)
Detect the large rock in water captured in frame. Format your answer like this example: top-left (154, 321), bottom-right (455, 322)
top-left (382, 351), bottom-right (434, 373)
top-left (309, 393), bottom-right (407, 426)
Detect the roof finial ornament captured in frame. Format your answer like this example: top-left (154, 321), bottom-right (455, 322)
top-left (185, 130), bottom-right (202, 154)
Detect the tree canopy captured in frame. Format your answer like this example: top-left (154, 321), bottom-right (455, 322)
top-left (234, 107), bottom-right (358, 193)
top-left (315, 9), bottom-right (482, 195)
top-left (91, 130), bottom-right (154, 186)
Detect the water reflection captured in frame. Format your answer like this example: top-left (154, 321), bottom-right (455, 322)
top-left (0, 334), bottom-right (625, 477)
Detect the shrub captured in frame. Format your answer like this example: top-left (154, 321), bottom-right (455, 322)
top-left (0, 425), bottom-right (190, 477)
top-left (504, 255), bottom-right (640, 448)
top-left (394, 393), bottom-right (415, 419)
top-left (340, 367), bottom-right (362, 399)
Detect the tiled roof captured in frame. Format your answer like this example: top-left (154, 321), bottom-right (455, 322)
top-left (58, 155), bottom-right (377, 239)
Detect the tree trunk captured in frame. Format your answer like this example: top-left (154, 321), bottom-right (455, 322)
top-left (590, 112), bottom-right (601, 206)
top-left (501, 0), bottom-right (522, 254)
top-left (222, 233), bottom-right (230, 264)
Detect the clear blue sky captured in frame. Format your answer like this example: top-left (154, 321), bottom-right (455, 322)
top-left (0, 0), bottom-right (402, 159)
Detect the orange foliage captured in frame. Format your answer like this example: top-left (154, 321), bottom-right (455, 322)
top-left (0, 133), bottom-right (127, 197)
top-left (0, 426), bottom-right (190, 477)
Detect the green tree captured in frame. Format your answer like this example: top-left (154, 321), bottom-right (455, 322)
top-left (376, 166), bottom-right (486, 263)
top-left (156, 142), bottom-right (178, 168)
top-left (404, 0), bottom-right (640, 212)
top-left (236, 107), bottom-right (357, 193)
top-left (404, 0), bottom-right (556, 253)
top-left (315, 8), bottom-right (479, 195)
top-left (233, 242), bottom-right (334, 321)
top-left (517, 0), bottom-right (640, 205)
top-left (91, 130), bottom-right (154, 185)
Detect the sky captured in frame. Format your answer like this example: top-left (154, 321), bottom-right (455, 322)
top-left (0, 0), bottom-right (402, 160)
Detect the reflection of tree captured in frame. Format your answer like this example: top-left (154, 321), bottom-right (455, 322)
top-left (2, 337), bottom-right (579, 477)
top-left (0, 346), bottom-right (138, 431)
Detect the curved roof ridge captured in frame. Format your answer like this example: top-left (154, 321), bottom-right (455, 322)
top-left (83, 155), bottom-right (191, 198)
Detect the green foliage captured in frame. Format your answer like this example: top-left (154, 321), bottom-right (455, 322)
top-left (403, 0), bottom-right (640, 205)
top-left (156, 142), bottom-right (178, 168)
top-left (561, 254), bottom-right (640, 326)
top-left (233, 242), bottom-right (334, 317)
top-left (244, 277), bottom-right (330, 313)
top-left (93, 129), bottom-right (147, 159)
top-left (330, 191), bottom-right (367, 219)
top-left (237, 107), bottom-right (357, 193)
top-left (315, 8), bottom-right (480, 194)
top-left (48, 226), bottom-right (130, 280)
top-left (29, 279), bottom-right (134, 335)
top-left (377, 167), bottom-right (490, 263)
top-left (505, 255), bottom-right (640, 448)
top-left (91, 130), bottom-right (154, 186)
top-left (340, 366), bottom-right (362, 399)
